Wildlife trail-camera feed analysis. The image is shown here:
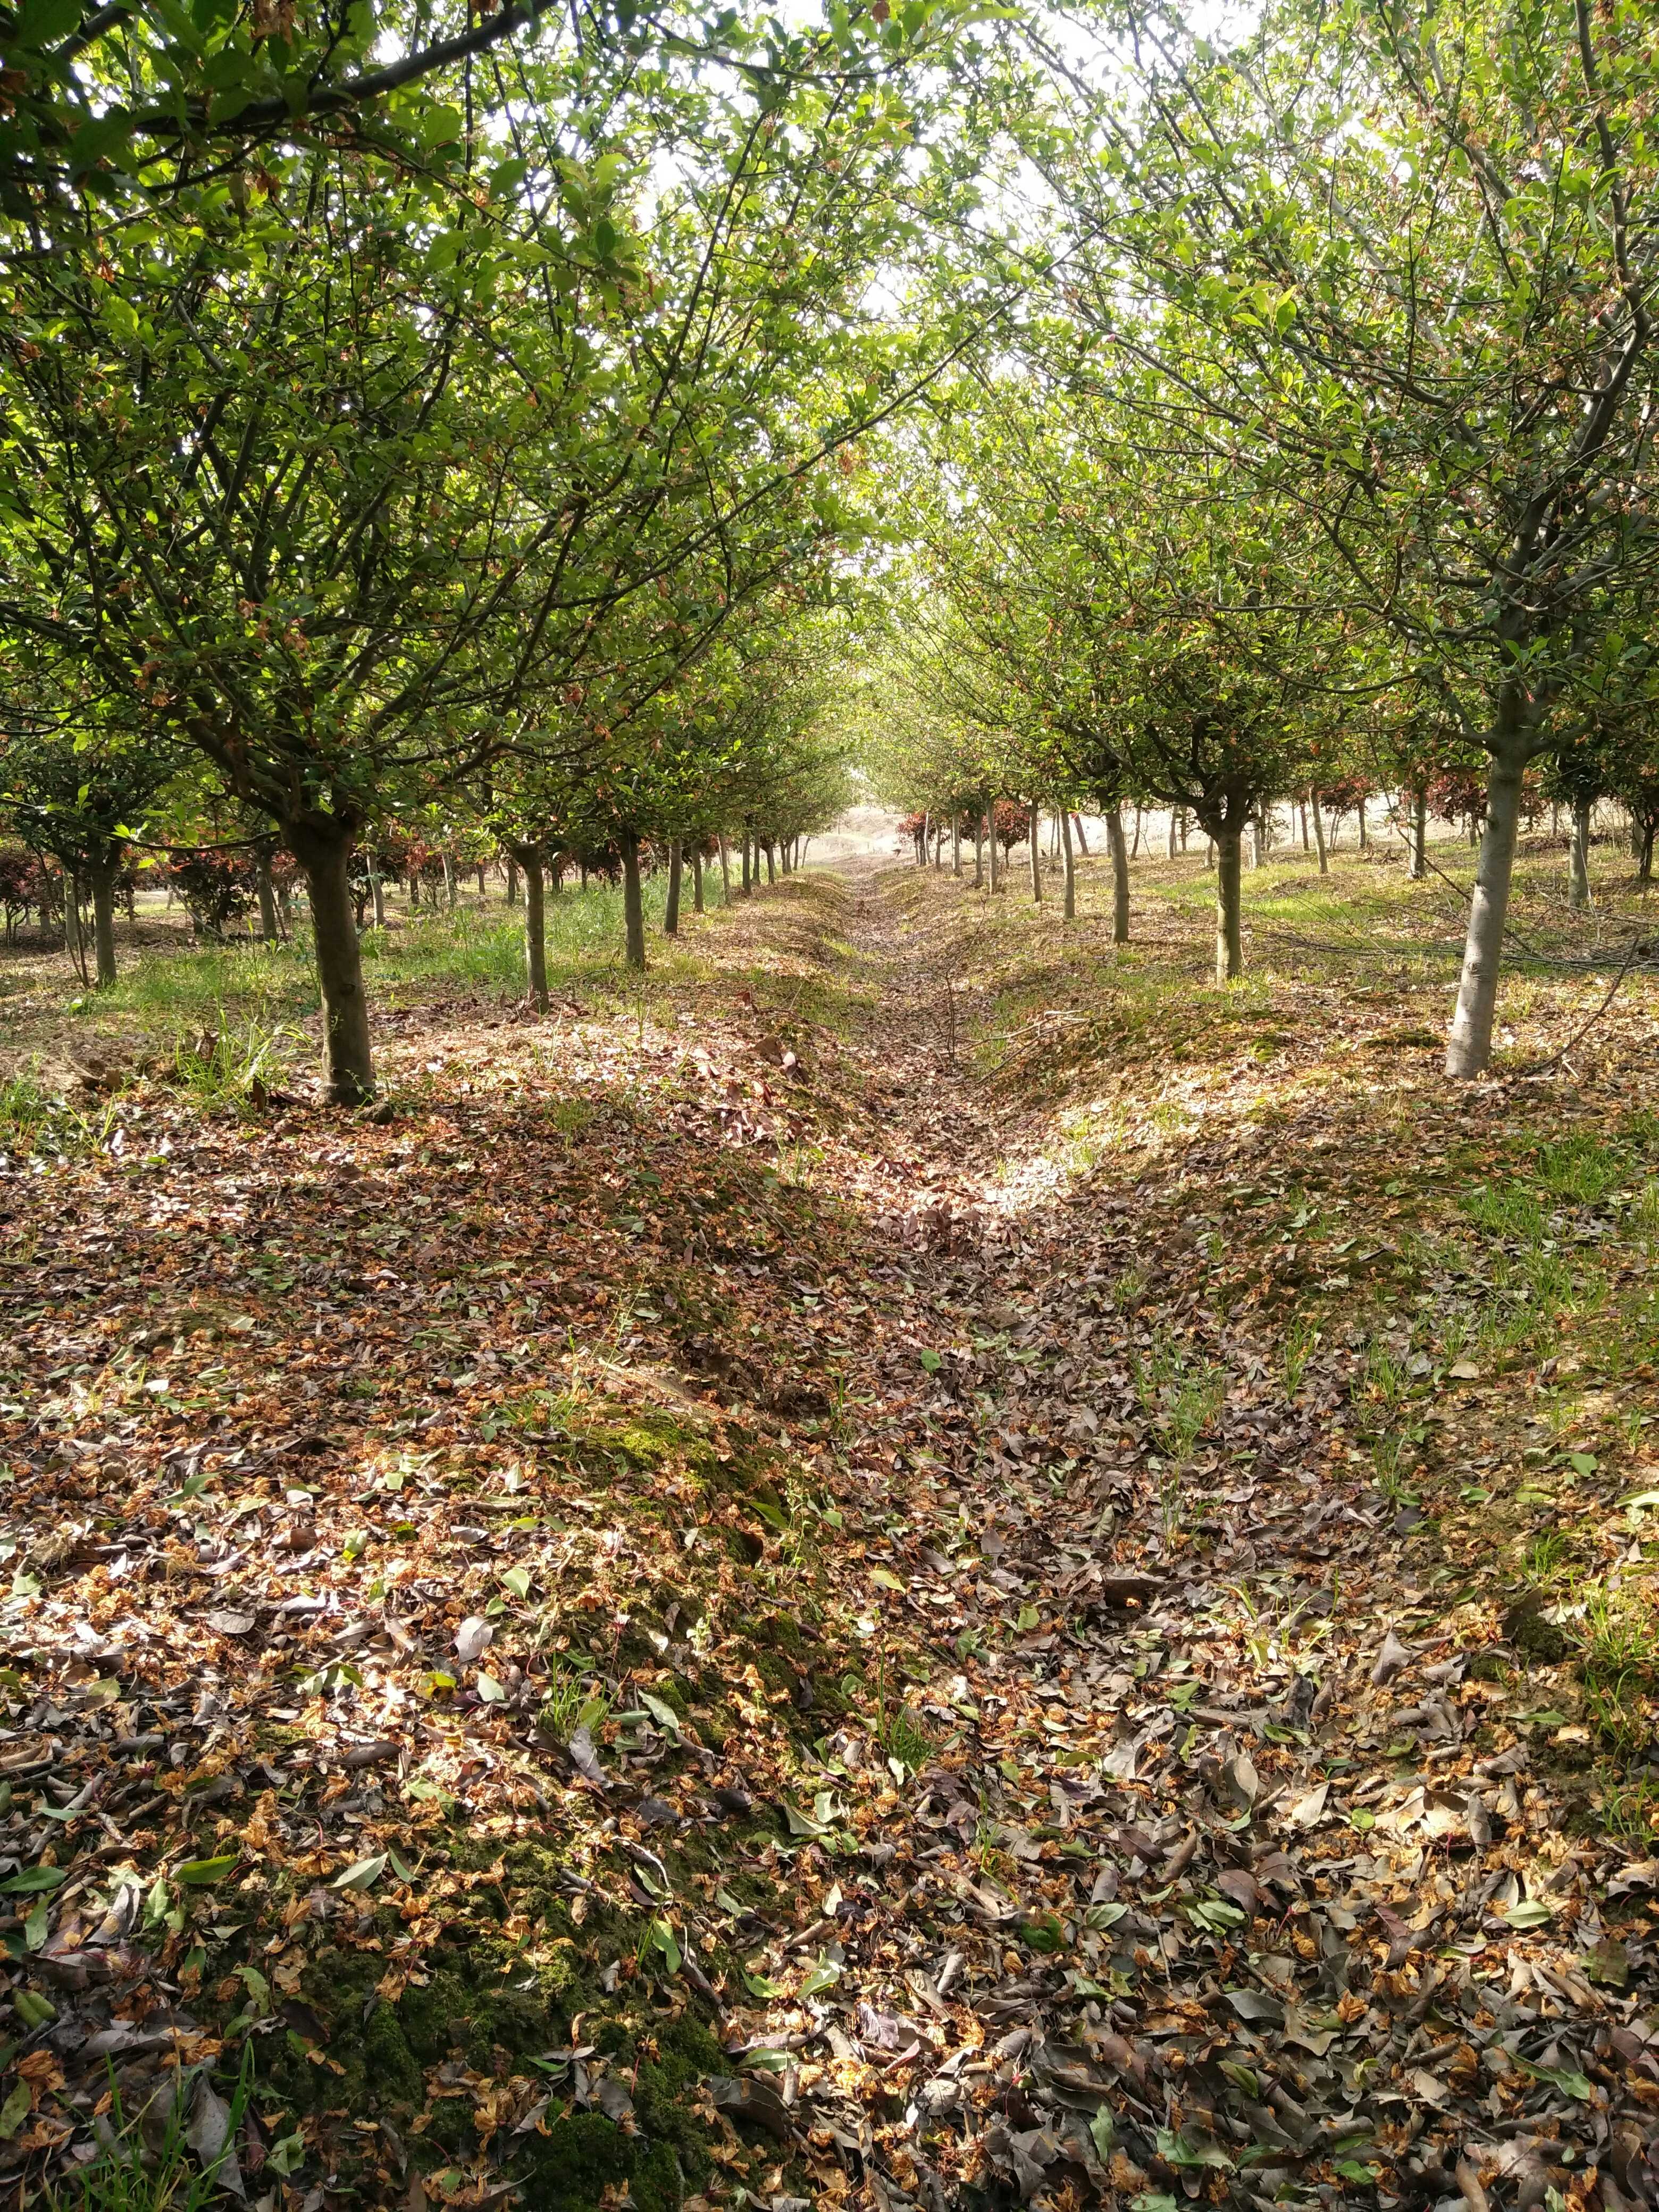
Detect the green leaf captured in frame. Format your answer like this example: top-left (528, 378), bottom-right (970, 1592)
top-left (741, 1967), bottom-right (785, 1998)
top-left (1504, 1899), bottom-right (1553, 1928)
top-left (1156, 2128), bottom-right (1233, 2171)
top-left (13, 1989), bottom-right (55, 2028)
top-left (0, 2083), bottom-right (30, 2141)
top-left (1016, 1603), bottom-right (1040, 1631)
top-left (0, 1865), bottom-right (66, 1896)
top-left (918, 1348), bottom-right (942, 1372)
top-left (15, 0), bottom-right (85, 49)
top-left (267, 2132), bottom-right (306, 2176)
top-left (1088, 2107), bottom-right (1114, 2163)
top-left (797, 1958), bottom-right (842, 1998)
top-left (175, 1854), bottom-right (240, 1887)
top-left (476, 1672), bottom-right (507, 1703)
top-left (501, 1566), bottom-right (532, 1599)
top-left (22, 1899), bottom-right (49, 1953)
top-left (783, 1801), bottom-right (832, 1838)
top-left (1084, 1900), bottom-right (1127, 1930)
top-left (869, 1566), bottom-right (907, 1592)
top-left (1514, 2056), bottom-right (1593, 2100)
top-left (330, 1853), bottom-right (387, 1892)
top-left (639, 1691), bottom-right (683, 1736)
top-left (644, 1916), bottom-right (681, 1974)
top-left (1569, 1453), bottom-right (1598, 1476)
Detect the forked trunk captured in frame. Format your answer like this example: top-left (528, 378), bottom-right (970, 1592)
top-left (288, 817), bottom-right (374, 1104)
top-left (1061, 802), bottom-right (1076, 921)
top-left (1105, 807), bottom-right (1129, 945)
top-left (522, 849), bottom-right (548, 1011)
top-left (1214, 823), bottom-right (1243, 984)
top-left (622, 831), bottom-right (647, 970)
top-left (1446, 727), bottom-right (1531, 1079)
top-left (1569, 799), bottom-right (1591, 911)
top-left (665, 840), bottom-right (683, 934)
top-left (87, 852), bottom-right (118, 987)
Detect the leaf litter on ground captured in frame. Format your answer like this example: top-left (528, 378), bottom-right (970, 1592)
top-left (1, 850), bottom-right (1658, 2211)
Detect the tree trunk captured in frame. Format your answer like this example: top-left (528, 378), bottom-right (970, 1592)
top-left (1569, 798), bottom-right (1591, 911)
top-left (741, 835), bottom-right (751, 896)
top-left (1249, 810), bottom-right (1263, 868)
top-left (719, 836), bottom-right (731, 902)
top-left (1106, 806), bottom-right (1130, 945)
top-left (1357, 796), bottom-right (1367, 851)
top-left (987, 810), bottom-right (999, 893)
top-left (952, 819), bottom-right (961, 876)
top-left (1073, 812), bottom-right (1090, 855)
top-left (1640, 822), bottom-right (1655, 883)
top-left (1445, 730), bottom-right (1531, 1079)
top-left (1214, 822), bottom-right (1243, 984)
top-left (1205, 839), bottom-right (1216, 869)
top-left (368, 854), bottom-right (386, 931)
top-left (505, 857), bottom-right (520, 907)
top-left (622, 831), bottom-right (647, 970)
top-left (64, 867), bottom-right (87, 982)
top-left (1410, 786), bottom-right (1428, 880)
top-left (920, 811), bottom-right (930, 869)
top-left (973, 818), bottom-right (984, 886)
top-left (1298, 800), bottom-right (1310, 853)
top-left (1061, 801), bottom-right (1076, 921)
top-left (288, 818), bottom-right (374, 1104)
top-left (409, 872), bottom-right (420, 910)
top-left (765, 842), bottom-right (776, 885)
top-left (665, 839), bottom-right (683, 934)
top-left (522, 849), bottom-right (548, 1012)
top-left (88, 852), bottom-right (118, 987)
top-left (476, 864), bottom-right (487, 897)
top-left (1130, 805), bottom-right (1143, 859)
top-left (1310, 791), bottom-right (1328, 875)
top-left (442, 852), bottom-right (457, 909)
top-left (1167, 807), bottom-right (1177, 859)
top-left (1029, 802), bottom-right (1042, 901)
top-left (256, 852), bottom-right (279, 944)
top-left (693, 849), bottom-right (705, 913)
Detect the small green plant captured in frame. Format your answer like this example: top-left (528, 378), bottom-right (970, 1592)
top-left (877, 1702), bottom-right (935, 1779)
top-left (1524, 1529), bottom-right (1571, 1581)
top-left (169, 1012), bottom-right (299, 1112)
top-left (47, 2050), bottom-right (254, 2209)
top-left (1532, 1134), bottom-right (1625, 1208)
top-left (1462, 1181), bottom-right (1547, 1243)
top-left (1636, 1179), bottom-right (1659, 1236)
top-left (1578, 1581), bottom-right (1656, 1752)
top-left (538, 1657), bottom-right (610, 1738)
top-left (1281, 1316), bottom-right (1318, 1398)
top-left (1371, 1431), bottom-right (1417, 1503)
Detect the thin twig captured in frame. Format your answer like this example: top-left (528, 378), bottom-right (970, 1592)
top-left (1522, 933), bottom-right (1652, 1076)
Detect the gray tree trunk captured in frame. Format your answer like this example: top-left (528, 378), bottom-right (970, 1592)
top-left (1029, 802), bottom-right (1042, 901)
top-left (1569, 798), bottom-right (1591, 911)
top-left (88, 854), bottom-right (118, 987)
top-left (665, 840), bottom-right (683, 934)
top-left (1310, 791), bottom-right (1328, 875)
top-left (1215, 824), bottom-right (1243, 984)
top-left (987, 809), bottom-right (999, 893)
top-left (1446, 723), bottom-right (1532, 1079)
top-left (622, 832), bottom-right (647, 970)
top-left (1061, 802), bottom-right (1076, 921)
top-left (256, 853), bottom-right (279, 944)
top-left (719, 836), bottom-right (731, 902)
top-left (1410, 786), bottom-right (1428, 879)
top-left (1073, 812), bottom-right (1090, 856)
top-left (952, 819), bottom-right (961, 877)
top-left (522, 850), bottom-right (548, 1011)
top-left (289, 820), bottom-right (374, 1103)
top-left (442, 852), bottom-right (457, 909)
top-left (505, 857), bottom-right (520, 907)
top-left (693, 849), bottom-right (705, 913)
top-left (1106, 807), bottom-right (1130, 945)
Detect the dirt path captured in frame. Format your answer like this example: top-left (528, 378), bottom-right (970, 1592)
top-left (758, 863), bottom-right (1656, 2212)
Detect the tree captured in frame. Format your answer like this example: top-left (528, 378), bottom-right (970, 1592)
top-left (1024, 0), bottom-right (1659, 1070)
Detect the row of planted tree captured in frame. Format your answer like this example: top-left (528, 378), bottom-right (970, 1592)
top-left (5, 0), bottom-right (1659, 1088)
